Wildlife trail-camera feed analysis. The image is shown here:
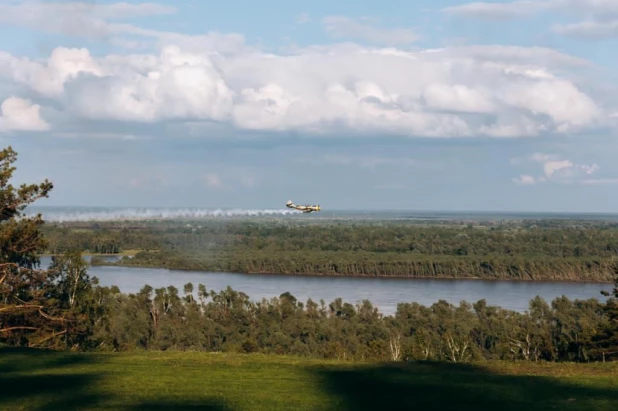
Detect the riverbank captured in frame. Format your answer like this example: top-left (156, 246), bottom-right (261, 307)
top-left (92, 250), bottom-right (617, 283)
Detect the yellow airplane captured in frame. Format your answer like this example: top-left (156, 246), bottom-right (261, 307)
top-left (286, 200), bottom-right (321, 213)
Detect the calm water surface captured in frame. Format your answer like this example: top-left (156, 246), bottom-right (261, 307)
top-left (40, 256), bottom-right (612, 316)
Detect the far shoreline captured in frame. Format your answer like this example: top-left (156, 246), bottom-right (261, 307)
top-left (37, 251), bottom-right (616, 285)
top-left (89, 259), bottom-right (615, 286)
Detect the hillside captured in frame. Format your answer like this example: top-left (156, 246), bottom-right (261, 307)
top-left (2, 348), bottom-right (617, 411)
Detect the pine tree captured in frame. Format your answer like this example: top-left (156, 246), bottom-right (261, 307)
top-left (0, 145), bottom-right (60, 347)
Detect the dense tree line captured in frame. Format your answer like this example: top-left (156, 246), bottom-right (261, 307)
top-left (41, 219), bottom-right (618, 258)
top-left (39, 219), bottom-right (618, 281)
top-left (102, 249), bottom-right (614, 282)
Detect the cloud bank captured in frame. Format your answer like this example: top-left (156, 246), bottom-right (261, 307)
top-left (0, 1), bottom-right (614, 141)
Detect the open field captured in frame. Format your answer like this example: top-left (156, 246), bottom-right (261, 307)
top-left (1, 348), bottom-right (617, 411)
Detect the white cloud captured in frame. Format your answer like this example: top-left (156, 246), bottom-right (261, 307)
top-left (442, 1), bottom-right (546, 20)
top-left (443, 0), bottom-right (618, 39)
top-left (0, 1), bottom-right (176, 40)
top-left (1, 42), bottom-right (609, 139)
top-left (442, 1), bottom-right (618, 20)
top-left (322, 16), bottom-right (420, 45)
top-left (0, 1), bottom-right (248, 54)
top-left (0, 47), bottom-right (104, 97)
top-left (0, 3), bottom-right (614, 140)
top-left (552, 20), bottom-right (618, 39)
top-left (0, 97), bottom-right (49, 132)
top-left (67, 45), bottom-right (234, 122)
top-left (512, 152), bottom-right (603, 185)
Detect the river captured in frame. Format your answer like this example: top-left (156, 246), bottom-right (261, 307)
top-left (39, 256), bottom-right (613, 316)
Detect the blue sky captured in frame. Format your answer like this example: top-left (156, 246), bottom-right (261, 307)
top-left (1, 0), bottom-right (617, 212)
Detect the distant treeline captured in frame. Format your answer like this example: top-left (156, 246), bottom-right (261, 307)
top-left (40, 219), bottom-right (618, 282)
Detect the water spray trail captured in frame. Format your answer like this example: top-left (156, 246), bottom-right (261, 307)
top-left (24, 207), bottom-right (299, 222)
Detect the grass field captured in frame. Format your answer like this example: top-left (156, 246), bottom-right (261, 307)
top-left (1, 348), bottom-right (617, 411)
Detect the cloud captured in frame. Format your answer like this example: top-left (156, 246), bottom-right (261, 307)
top-left (322, 16), bottom-right (420, 45)
top-left (552, 20), bottom-right (618, 39)
top-left (442, 0), bottom-right (618, 39)
top-left (511, 152), bottom-right (604, 185)
top-left (442, 1), bottom-right (546, 20)
top-left (0, 2), bottom-right (614, 141)
top-left (0, 40), bottom-right (610, 139)
top-left (0, 1), bottom-right (248, 54)
top-left (442, 0), bottom-right (618, 20)
top-left (0, 97), bottom-right (49, 132)
top-left (0, 1), bottom-right (176, 40)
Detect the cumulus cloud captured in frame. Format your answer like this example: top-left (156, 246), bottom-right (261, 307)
top-left (322, 16), bottom-right (419, 45)
top-left (443, 0), bottom-right (618, 39)
top-left (0, 40), bottom-right (610, 139)
top-left (0, 2), bottom-right (614, 140)
top-left (0, 97), bottom-right (49, 132)
top-left (511, 152), bottom-right (605, 185)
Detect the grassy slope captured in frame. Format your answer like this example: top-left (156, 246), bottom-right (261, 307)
top-left (1, 348), bottom-right (617, 411)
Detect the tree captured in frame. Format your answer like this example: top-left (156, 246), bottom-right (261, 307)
top-left (590, 265), bottom-right (618, 361)
top-left (0, 145), bottom-right (60, 347)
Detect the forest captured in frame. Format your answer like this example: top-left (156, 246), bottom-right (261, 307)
top-left (3, 249), bottom-right (618, 363)
top-left (40, 218), bottom-right (618, 282)
top-left (1, 144), bottom-right (617, 364)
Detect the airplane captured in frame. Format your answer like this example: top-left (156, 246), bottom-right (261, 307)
top-left (286, 200), bottom-right (321, 213)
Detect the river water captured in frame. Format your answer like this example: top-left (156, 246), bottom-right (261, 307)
top-left (39, 256), bottom-right (613, 316)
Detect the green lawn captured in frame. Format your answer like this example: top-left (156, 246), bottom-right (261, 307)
top-left (1, 348), bottom-right (617, 411)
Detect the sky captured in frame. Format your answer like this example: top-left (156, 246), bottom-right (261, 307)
top-left (1, 0), bottom-right (618, 212)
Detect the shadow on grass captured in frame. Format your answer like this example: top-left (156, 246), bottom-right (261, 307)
top-left (0, 347), bottom-right (229, 411)
top-left (122, 401), bottom-right (231, 410)
top-left (312, 361), bottom-right (618, 411)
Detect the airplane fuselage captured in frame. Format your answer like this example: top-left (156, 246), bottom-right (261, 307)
top-left (286, 200), bottom-right (321, 213)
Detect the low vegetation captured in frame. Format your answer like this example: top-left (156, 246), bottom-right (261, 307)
top-left (1, 348), bottom-right (617, 410)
